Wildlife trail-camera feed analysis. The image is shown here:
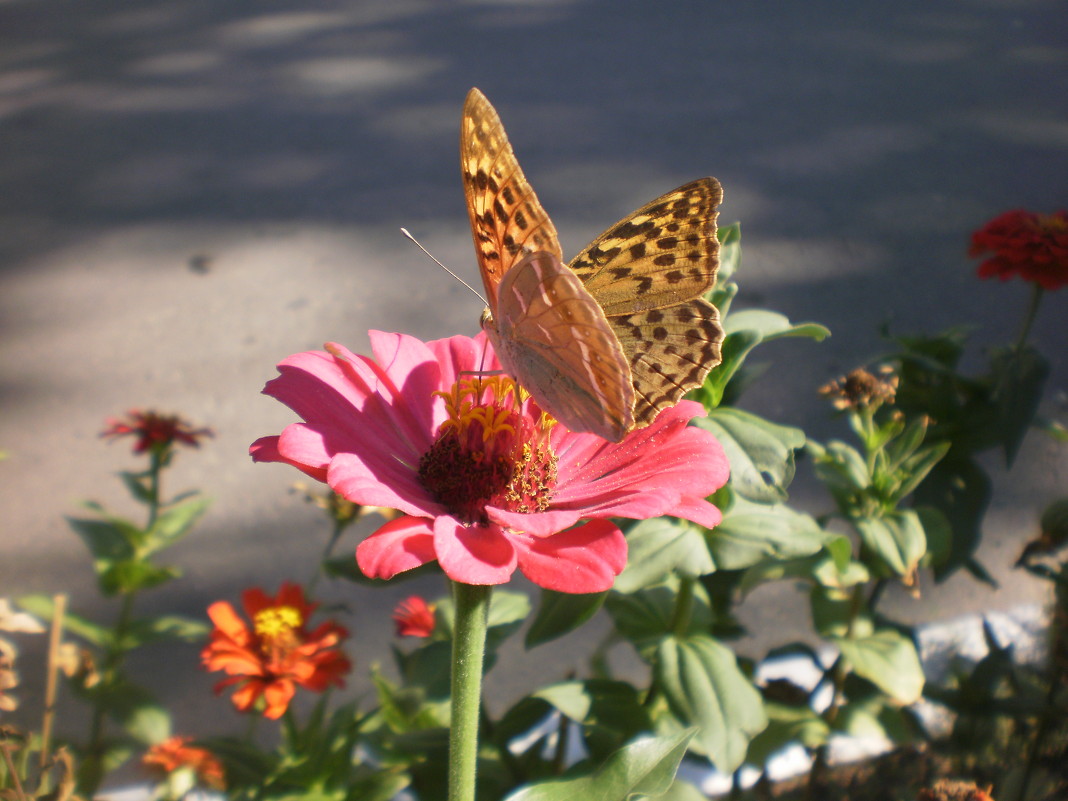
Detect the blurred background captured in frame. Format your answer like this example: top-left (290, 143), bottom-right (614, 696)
top-left (2, 0), bottom-right (1066, 749)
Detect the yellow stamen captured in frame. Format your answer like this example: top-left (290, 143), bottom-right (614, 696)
top-left (253, 606), bottom-right (303, 641)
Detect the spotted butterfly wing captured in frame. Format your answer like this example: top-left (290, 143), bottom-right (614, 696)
top-left (462, 88), bottom-right (635, 441)
top-left (569, 179), bottom-right (724, 426)
top-left (461, 88), bottom-right (724, 440)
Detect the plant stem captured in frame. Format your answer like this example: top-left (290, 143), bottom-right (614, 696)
top-left (1014, 282), bottom-right (1043, 352)
top-left (37, 594), bottom-right (68, 792)
top-left (670, 576), bottom-right (696, 638)
top-left (448, 582), bottom-right (491, 801)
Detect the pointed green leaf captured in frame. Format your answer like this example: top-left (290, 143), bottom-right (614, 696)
top-left (832, 628), bottom-right (924, 704)
top-left (526, 589), bottom-right (607, 648)
top-left (696, 409), bottom-right (804, 503)
top-left (990, 344), bottom-right (1049, 467)
top-left (693, 329), bottom-right (759, 409)
top-left (67, 516), bottom-right (138, 565)
top-left (654, 635), bottom-right (767, 772)
top-left (715, 223), bottom-right (741, 285)
top-left (724, 310), bottom-right (830, 343)
top-left (853, 510), bottom-right (926, 578)
top-left (126, 615), bottom-right (210, 645)
top-left (710, 496), bottom-right (827, 570)
top-left (146, 495), bottom-right (211, 551)
top-left (504, 730), bottom-right (695, 801)
top-left (615, 518), bottom-right (713, 593)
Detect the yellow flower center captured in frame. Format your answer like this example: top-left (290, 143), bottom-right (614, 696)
top-left (253, 606), bottom-right (302, 643)
top-left (418, 376), bottom-right (557, 526)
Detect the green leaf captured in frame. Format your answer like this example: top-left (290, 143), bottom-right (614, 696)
top-left (503, 729), bottom-right (695, 801)
top-left (990, 344), bottom-right (1049, 467)
top-left (696, 329), bottom-right (760, 409)
top-left (615, 518), bottom-right (713, 593)
top-left (915, 506), bottom-right (952, 568)
top-left (534, 680), bottom-right (652, 761)
top-left (710, 495), bottom-right (827, 571)
top-left (606, 580), bottom-right (712, 659)
top-left (650, 779), bottom-right (709, 801)
top-left (913, 456), bottom-right (993, 582)
top-left (696, 409), bottom-right (805, 503)
top-left (105, 683), bottom-right (171, 744)
top-left (745, 703), bottom-right (830, 765)
top-left (119, 470), bottom-right (155, 504)
top-left (16, 595), bottom-right (111, 646)
top-left (145, 496), bottom-right (211, 552)
top-left (654, 635), bottom-right (767, 772)
top-left (808, 440), bottom-right (871, 498)
top-left (196, 737), bottom-right (278, 791)
top-left (739, 535), bottom-right (868, 594)
top-left (832, 628), bottom-right (924, 704)
top-left (853, 509), bottom-right (926, 579)
top-left (891, 440), bottom-right (951, 503)
top-left (715, 223), bottom-right (741, 285)
top-left (99, 560), bottom-right (181, 596)
top-left (724, 310), bottom-right (830, 343)
top-left (67, 516), bottom-right (138, 565)
top-left (526, 590), bottom-right (607, 648)
top-left (125, 615), bottom-right (210, 645)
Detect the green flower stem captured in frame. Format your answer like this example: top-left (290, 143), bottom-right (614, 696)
top-left (670, 575), bottom-right (696, 638)
top-left (448, 581), bottom-right (492, 801)
top-left (1014, 282), bottom-right (1044, 352)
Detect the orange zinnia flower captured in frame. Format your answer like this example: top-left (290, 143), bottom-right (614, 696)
top-left (201, 582), bottom-right (350, 719)
top-left (142, 735), bottom-right (225, 790)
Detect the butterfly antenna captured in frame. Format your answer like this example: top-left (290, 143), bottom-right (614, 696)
top-left (400, 228), bottom-right (487, 305)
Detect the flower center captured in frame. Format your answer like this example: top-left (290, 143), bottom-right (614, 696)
top-left (418, 376), bottom-right (557, 526)
top-left (253, 606), bottom-right (303, 662)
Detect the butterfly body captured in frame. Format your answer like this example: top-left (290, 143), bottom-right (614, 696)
top-left (462, 88), bottom-right (724, 442)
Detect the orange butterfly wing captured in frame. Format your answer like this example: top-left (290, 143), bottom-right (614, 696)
top-left (486, 251), bottom-right (635, 441)
top-left (462, 88), bottom-right (635, 440)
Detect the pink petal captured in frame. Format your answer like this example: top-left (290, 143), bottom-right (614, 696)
top-left (486, 506), bottom-right (582, 538)
top-left (514, 520), bottom-right (627, 593)
top-left (671, 496), bottom-right (723, 530)
top-left (327, 448), bottom-right (441, 518)
top-left (250, 434), bottom-right (328, 482)
top-left (433, 516), bottom-right (517, 585)
top-left (356, 516), bottom-right (438, 579)
top-left (553, 402), bottom-right (729, 523)
top-left (424, 332), bottom-right (500, 392)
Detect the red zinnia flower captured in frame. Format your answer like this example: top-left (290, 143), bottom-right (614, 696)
top-left (393, 596), bottom-right (436, 638)
top-left (101, 410), bottom-right (213, 454)
top-left (201, 582), bottom-right (350, 719)
top-left (969, 209), bottom-right (1068, 291)
top-left (250, 331), bottom-right (730, 593)
top-left (142, 735), bottom-right (225, 790)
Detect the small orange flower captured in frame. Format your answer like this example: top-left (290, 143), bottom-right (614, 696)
top-left (142, 735), bottom-right (225, 790)
top-left (392, 596), bottom-right (436, 638)
top-left (201, 582), bottom-right (350, 719)
top-left (969, 209), bottom-right (1068, 290)
top-left (101, 410), bottom-right (213, 454)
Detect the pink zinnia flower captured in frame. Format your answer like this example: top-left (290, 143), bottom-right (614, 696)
top-left (393, 596), bottom-right (436, 638)
top-left (250, 332), bottom-right (729, 594)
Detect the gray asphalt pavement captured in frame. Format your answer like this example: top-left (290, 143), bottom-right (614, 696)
top-left (2, 0), bottom-right (1066, 753)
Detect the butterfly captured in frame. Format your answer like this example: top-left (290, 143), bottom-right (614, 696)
top-left (461, 88), bottom-right (724, 442)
